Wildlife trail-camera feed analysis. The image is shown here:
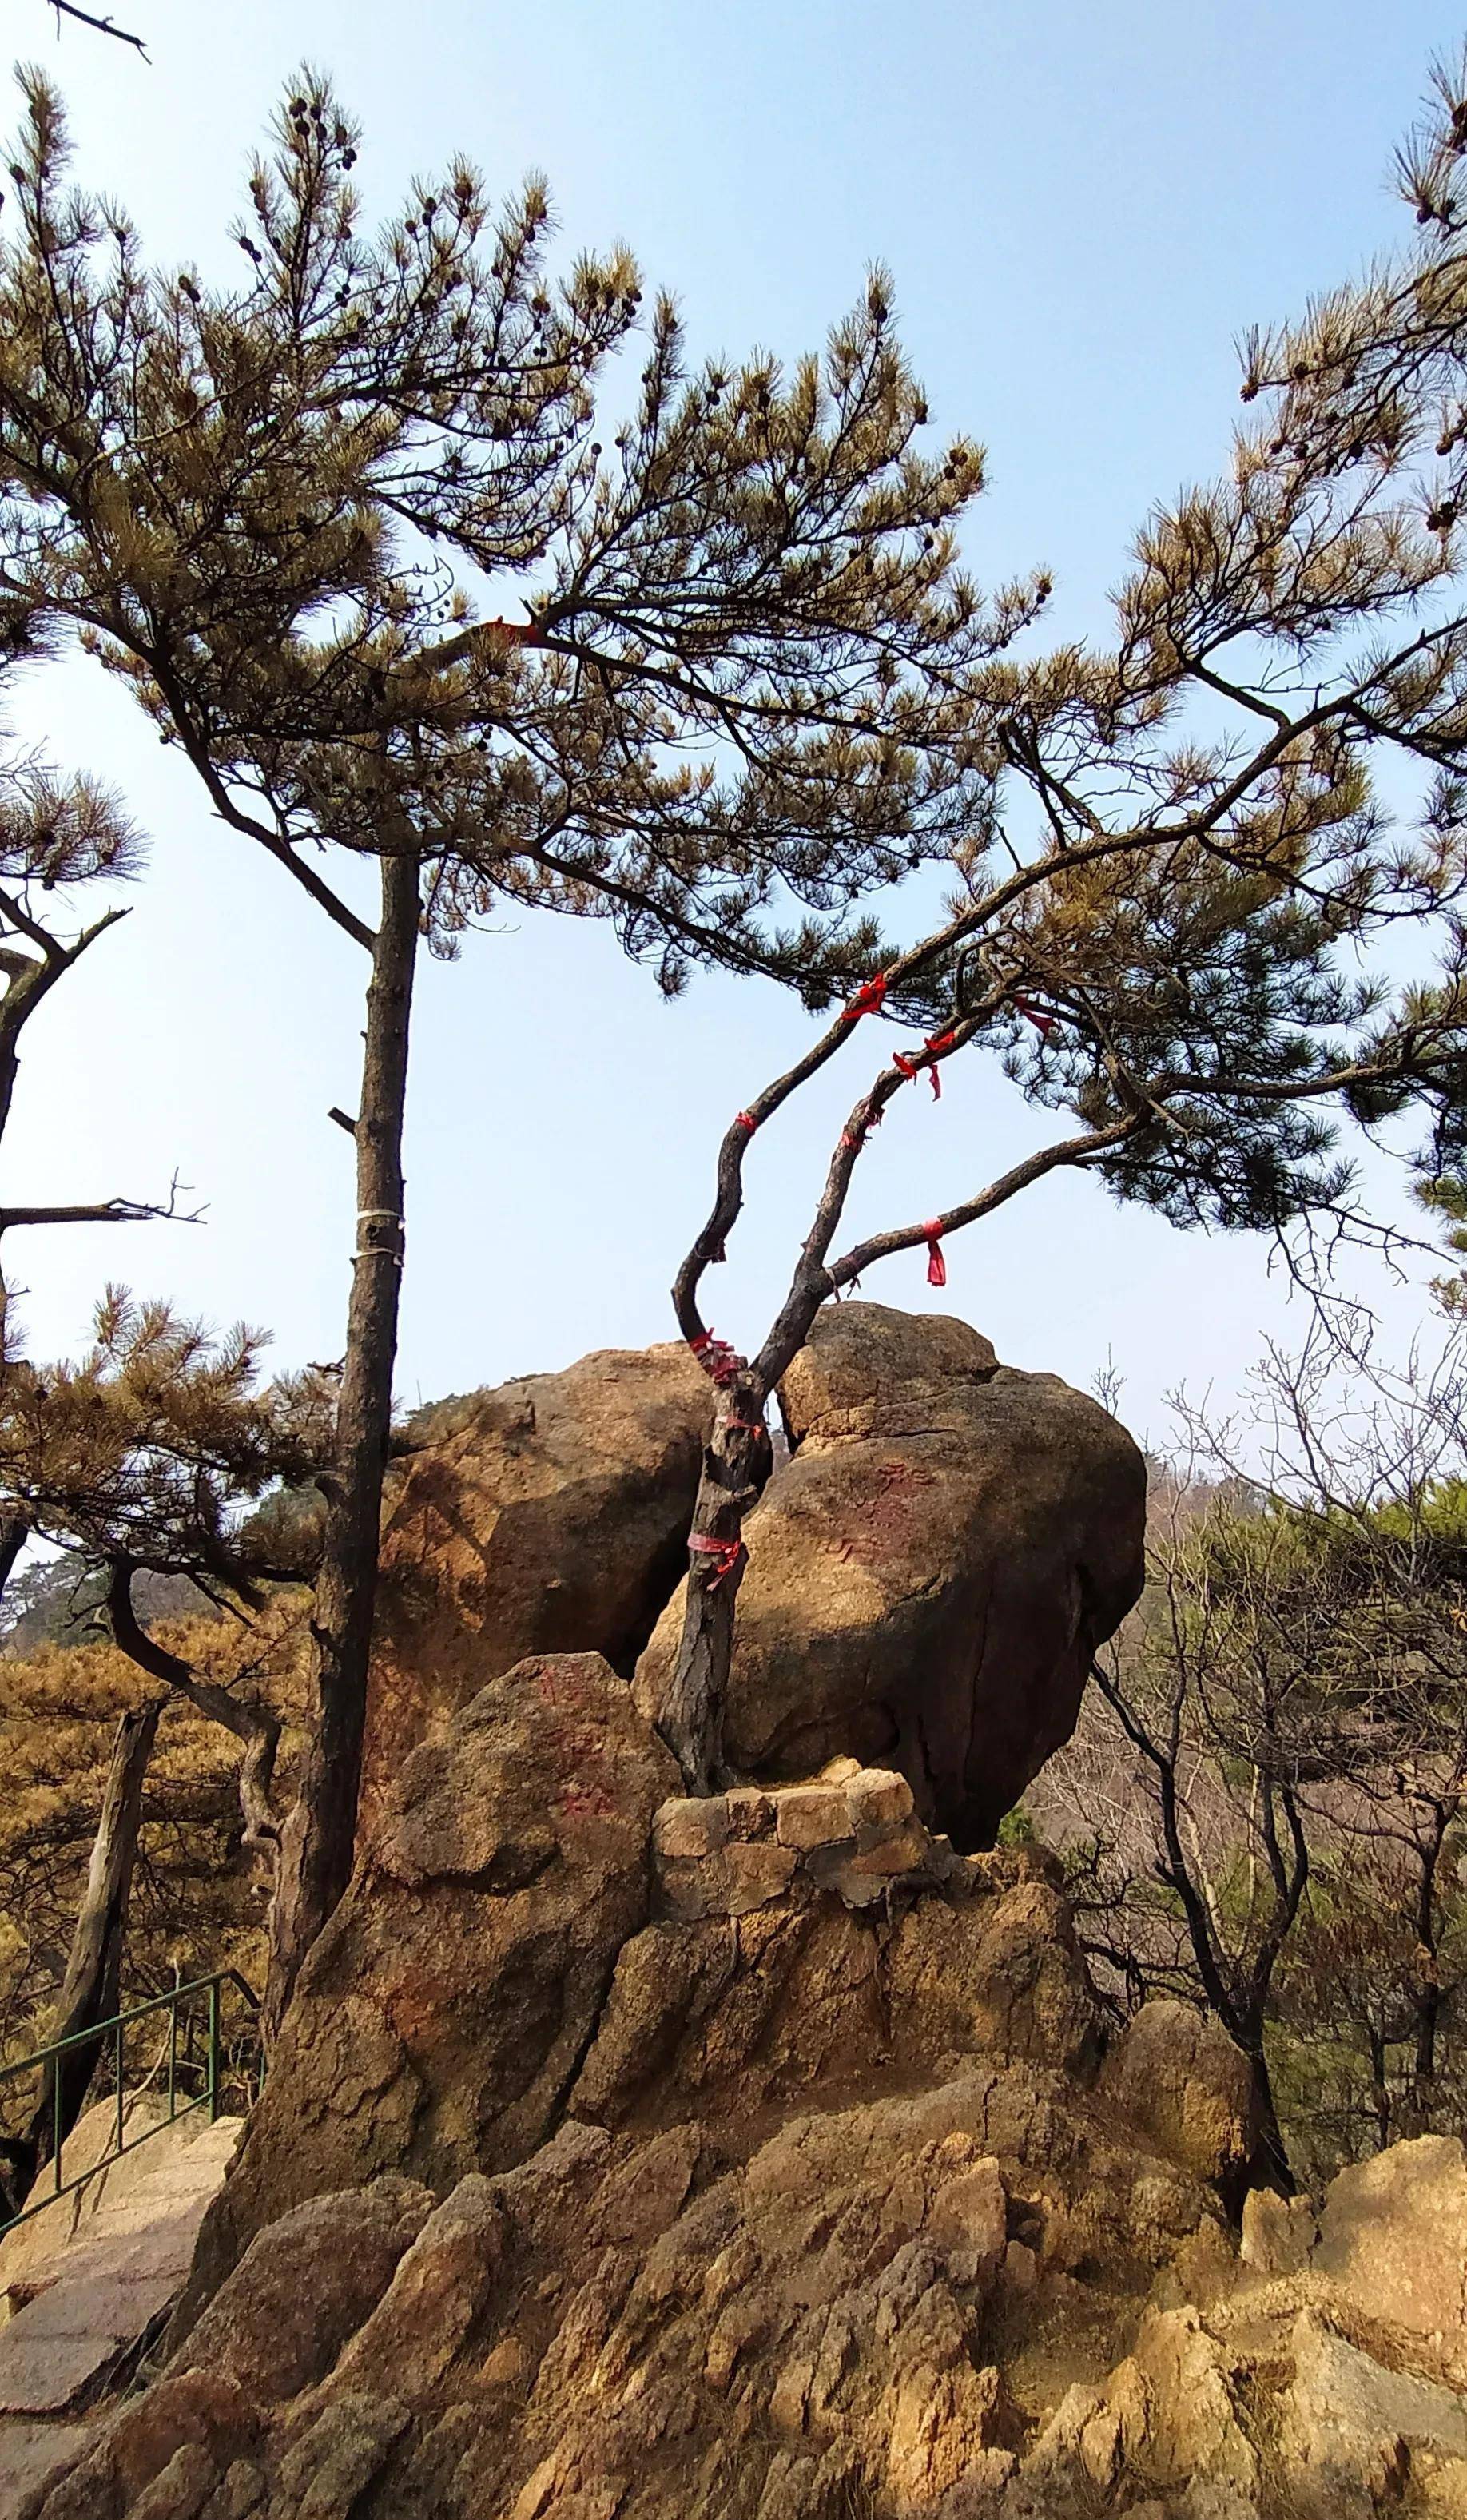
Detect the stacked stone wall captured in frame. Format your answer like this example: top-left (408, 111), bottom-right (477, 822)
top-left (651, 1758), bottom-right (960, 1918)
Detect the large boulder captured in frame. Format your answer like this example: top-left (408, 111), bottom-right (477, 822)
top-left (176, 1652), bottom-right (678, 2326)
top-left (635, 1303), bottom-right (1146, 1847)
top-left (1098, 2000), bottom-right (1263, 2206)
top-left (361, 1345), bottom-right (711, 1819)
top-left (1310, 2135), bottom-right (1467, 2379)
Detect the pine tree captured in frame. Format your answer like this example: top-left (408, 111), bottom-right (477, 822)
top-left (0, 1293), bottom-right (327, 2190)
top-left (0, 617), bottom-right (322, 2168)
top-left (0, 650), bottom-right (191, 1368)
top-left (0, 73), bottom-right (1017, 2025)
top-left (650, 67), bottom-right (1467, 1788)
top-left (0, 1593), bottom-right (309, 2216)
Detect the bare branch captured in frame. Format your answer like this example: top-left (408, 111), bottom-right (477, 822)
top-left (48, 0), bottom-right (148, 54)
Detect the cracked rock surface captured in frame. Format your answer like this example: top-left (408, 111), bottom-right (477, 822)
top-left (361, 1345), bottom-right (714, 1830)
top-left (636, 1302), bottom-right (1147, 1848)
top-left (29, 1659), bottom-right (1467, 2520)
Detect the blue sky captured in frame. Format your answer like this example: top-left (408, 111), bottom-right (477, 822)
top-left (6, 0), bottom-right (1465, 1445)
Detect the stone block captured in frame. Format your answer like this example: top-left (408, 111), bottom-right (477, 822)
top-left (0, 2327), bottom-right (119, 2416)
top-left (846, 1768), bottom-right (915, 1830)
top-left (844, 1823), bottom-right (929, 1878)
top-left (774, 1784), bottom-right (857, 1850)
top-left (1241, 2187), bottom-right (1317, 2276)
top-left (718, 1840), bottom-right (797, 1914)
top-left (657, 1858), bottom-right (714, 1924)
top-left (653, 1796), bottom-right (729, 1862)
top-left (724, 1787), bottom-right (773, 1841)
top-left (927, 2158), bottom-right (1008, 2283)
top-left (806, 1854), bottom-right (888, 1910)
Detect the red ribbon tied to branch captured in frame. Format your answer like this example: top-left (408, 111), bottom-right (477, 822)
top-left (734, 1111), bottom-right (757, 1134)
top-left (1015, 996), bottom-right (1054, 1039)
top-left (895, 1031), bottom-right (958, 1099)
top-left (924, 1221), bottom-right (947, 1287)
top-left (690, 1329), bottom-right (743, 1387)
top-left (842, 971), bottom-right (889, 1022)
top-left (688, 1532), bottom-right (745, 1589)
top-left (925, 1029), bottom-right (958, 1095)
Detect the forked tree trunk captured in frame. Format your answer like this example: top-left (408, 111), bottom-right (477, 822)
top-left (264, 847), bottom-right (420, 2041)
top-left (654, 1374), bottom-right (770, 1790)
top-left (10, 1696), bottom-right (162, 2206)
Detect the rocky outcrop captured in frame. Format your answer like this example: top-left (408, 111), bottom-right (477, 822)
top-left (62, 1306), bottom-right (1467, 2518)
top-left (1097, 1999), bottom-right (1263, 2203)
top-left (362, 1345), bottom-right (712, 1820)
top-left (27, 1648), bottom-right (1274, 2520)
top-left (176, 1652), bottom-right (679, 2327)
top-left (37, 1776), bottom-right (1467, 2520)
top-left (38, 2016), bottom-right (1243, 2520)
top-left (636, 1302), bottom-right (1147, 1848)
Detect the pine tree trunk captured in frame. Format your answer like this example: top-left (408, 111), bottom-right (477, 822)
top-left (0, 1512), bottom-right (27, 1615)
top-left (1238, 2019), bottom-right (1294, 2200)
top-left (264, 848), bottom-right (419, 2041)
top-left (654, 1377), bottom-right (769, 1790)
top-left (11, 1696), bottom-right (162, 2205)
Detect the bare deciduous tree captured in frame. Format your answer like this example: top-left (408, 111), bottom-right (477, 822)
top-left (1044, 1327), bottom-right (1467, 2190)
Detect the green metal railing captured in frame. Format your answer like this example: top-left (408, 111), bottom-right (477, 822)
top-left (0, 1969), bottom-right (261, 2236)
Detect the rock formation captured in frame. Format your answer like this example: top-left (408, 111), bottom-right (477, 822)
top-left (361, 1346), bottom-right (712, 1821)
top-left (637, 1302), bottom-right (1147, 1846)
top-left (176, 1652), bottom-right (680, 2318)
top-left (31, 1646), bottom-right (1467, 2520)
top-left (42, 1310), bottom-right (1467, 2519)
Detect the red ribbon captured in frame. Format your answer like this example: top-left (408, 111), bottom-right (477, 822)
top-left (924, 1222), bottom-right (947, 1287)
top-left (895, 1030), bottom-right (959, 1098)
top-left (925, 1029), bottom-right (957, 1097)
top-left (842, 972), bottom-right (889, 1022)
top-left (688, 1532), bottom-right (745, 1589)
top-left (1015, 996), bottom-right (1054, 1039)
top-left (734, 1111), bottom-right (757, 1133)
top-left (690, 1329), bottom-right (742, 1386)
